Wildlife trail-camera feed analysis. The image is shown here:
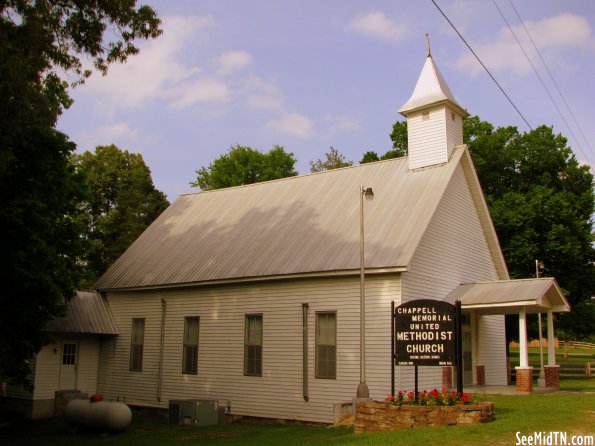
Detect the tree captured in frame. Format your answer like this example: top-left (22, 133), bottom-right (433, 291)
top-left (0, 1), bottom-right (162, 383)
top-left (389, 120), bottom-right (408, 157)
top-left (360, 151), bottom-right (380, 164)
top-left (76, 145), bottom-right (169, 286)
top-left (191, 145), bottom-right (298, 190)
top-left (1, 1), bottom-right (161, 126)
top-left (359, 121), bottom-right (407, 165)
top-left (380, 149), bottom-right (403, 161)
top-left (464, 117), bottom-right (594, 339)
top-left (360, 149), bottom-right (403, 164)
top-left (310, 146), bottom-right (353, 172)
top-left (384, 115), bottom-right (595, 339)
top-left (0, 128), bottom-right (86, 382)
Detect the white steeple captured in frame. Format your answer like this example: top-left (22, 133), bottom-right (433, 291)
top-left (399, 38), bottom-right (468, 170)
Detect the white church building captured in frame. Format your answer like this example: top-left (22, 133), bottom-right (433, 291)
top-left (3, 50), bottom-right (569, 422)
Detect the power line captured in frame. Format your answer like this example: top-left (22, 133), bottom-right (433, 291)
top-left (430, 0), bottom-right (532, 130)
top-left (492, 0), bottom-right (587, 160)
top-left (507, 0), bottom-right (593, 158)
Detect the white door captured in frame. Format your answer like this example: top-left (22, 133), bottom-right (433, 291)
top-left (59, 342), bottom-right (78, 390)
top-left (463, 330), bottom-right (473, 386)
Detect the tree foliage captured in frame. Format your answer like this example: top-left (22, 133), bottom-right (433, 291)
top-left (382, 116), bottom-right (594, 338)
top-left (360, 151), bottom-right (380, 164)
top-left (76, 145), bottom-right (169, 286)
top-left (359, 121), bottom-right (408, 164)
top-left (389, 120), bottom-right (408, 157)
top-left (191, 145), bottom-right (298, 190)
top-left (360, 149), bottom-right (403, 164)
top-left (310, 146), bottom-right (353, 172)
top-left (0, 128), bottom-right (86, 382)
top-left (464, 117), bottom-right (594, 338)
top-left (1, 0), bottom-right (161, 123)
top-left (0, 1), bottom-right (162, 382)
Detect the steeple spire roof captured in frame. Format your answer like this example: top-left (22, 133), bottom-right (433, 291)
top-left (399, 51), bottom-right (468, 117)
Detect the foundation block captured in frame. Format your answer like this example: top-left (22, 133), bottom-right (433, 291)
top-left (515, 366), bottom-right (534, 392)
top-left (544, 365), bottom-right (560, 389)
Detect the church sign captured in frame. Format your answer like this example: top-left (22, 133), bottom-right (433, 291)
top-left (393, 299), bottom-right (457, 366)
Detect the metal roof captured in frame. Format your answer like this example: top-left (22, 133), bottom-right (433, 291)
top-left (94, 146), bottom-right (498, 291)
top-left (47, 291), bottom-right (118, 334)
top-left (399, 55), bottom-right (467, 117)
top-left (446, 278), bottom-right (570, 315)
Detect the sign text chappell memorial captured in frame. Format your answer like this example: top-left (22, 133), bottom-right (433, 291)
top-left (394, 299), bottom-right (457, 366)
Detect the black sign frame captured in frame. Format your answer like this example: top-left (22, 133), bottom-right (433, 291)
top-left (394, 299), bottom-right (456, 366)
top-left (391, 299), bottom-right (463, 398)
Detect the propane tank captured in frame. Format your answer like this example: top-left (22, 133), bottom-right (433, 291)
top-left (64, 398), bottom-right (132, 433)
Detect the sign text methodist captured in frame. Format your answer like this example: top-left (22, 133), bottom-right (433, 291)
top-left (394, 299), bottom-right (457, 366)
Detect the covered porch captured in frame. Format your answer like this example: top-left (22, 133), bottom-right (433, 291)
top-left (447, 278), bottom-right (571, 392)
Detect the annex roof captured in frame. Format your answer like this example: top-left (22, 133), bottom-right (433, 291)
top-left (399, 55), bottom-right (468, 117)
top-left (446, 278), bottom-right (570, 315)
top-left (95, 147), bottom-right (479, 290)
top-left (47, 291), bottom-right (118, 335)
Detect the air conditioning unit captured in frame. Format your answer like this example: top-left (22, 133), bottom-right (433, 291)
top-left (168, 399), bottom-right (219, 426)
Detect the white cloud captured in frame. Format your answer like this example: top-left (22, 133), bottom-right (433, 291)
top-left (243, 75), bottom-right (284, 110)
top-left (77, 122), bottom-right (143, 152)
top-left (83, 15), bottom-right (220, 113)
top-left (216, 50), bottom-right (252, 76)
top-left (347, 11), bottom-right (410, 44)
top-left (266, 112), bottom-right (314, 139)
top-left (444, 1), bottom-right (484, 33)
top-left (455, 13), bottom-right (592, 76)
top-left (529, 13), bottom-right (592, 48)
top-left (324, 114), bottom-right (361, 138)
top-left (241, 76), bottom-right (316, 138)
top-left (168, 77), bottom-right (231, 109)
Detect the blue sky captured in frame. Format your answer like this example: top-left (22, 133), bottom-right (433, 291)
top-left (57, 0), bottom-right (595, 201)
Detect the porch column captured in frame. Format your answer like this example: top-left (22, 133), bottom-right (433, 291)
top-left (544, 310), bottom-right (560, 388)
top-left (472, 312), bottom-right (485, 386)
top-left (518, 307), bottom-right (529, 367)
top-left (547, 310), bottom-right (556, 366)
top-left (516, 307), bottom-right (533, 392)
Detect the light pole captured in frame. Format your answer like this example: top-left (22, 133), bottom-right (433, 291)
top-left (536, 260), bottom-right (545, 386)
top-left (357, 185), bottom-right (374, 399)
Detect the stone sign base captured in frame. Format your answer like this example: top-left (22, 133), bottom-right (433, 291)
top-left (354, 401), bottom-right (495, 433)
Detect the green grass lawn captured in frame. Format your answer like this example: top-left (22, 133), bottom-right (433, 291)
top-left (509, 347), bottom-right (594, 380)
top-left (1, 382), bottom-right (594, 446)
top-left (509, 346), bottom-right (595, 361)
top-left (560, 377), bottom-right (595, 391)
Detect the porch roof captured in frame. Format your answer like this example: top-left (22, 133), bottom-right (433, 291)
top-left (446, 278), bottom-right (570, 315)
top-left (47, 291), bottom-right (118, 335)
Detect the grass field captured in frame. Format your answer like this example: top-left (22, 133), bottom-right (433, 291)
top-left (1, 380), bottom-right (594, 446)
top-left (509, 346), bottom-right (595, 361)
top-left (560, 377), bottom-right (595, 391)
top-left (509, 347), bottom-right (595, 381)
